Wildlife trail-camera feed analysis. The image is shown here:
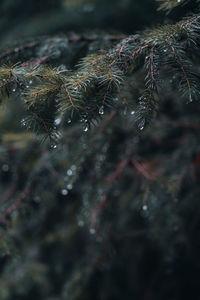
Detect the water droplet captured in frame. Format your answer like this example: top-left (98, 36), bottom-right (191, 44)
top-left (123, 106), bottom-right (127, 115)
top-left (21, 118), bottom-right (26, 127)
top-left (138, 119), bottom-right (145, 131)
top-left (82, 143), bottom-right (87, 149)
top-left (83, 3), bottom-right (95, 12)
top-left (188, 93), bottom-right (193, 103)
top-left (83, 124), bottom-right (89, 132)
top-left (55, 118), bottom-right (61, 126)
top-left (67, 183), bottom-right (72, 190)
top-left (130, 110), bottom-right (135, 115)
top-left (12, 88), bottom-right (16, 92)
top-left (33, 196), bottom-right (41, 203)
top-left (67, 169), bottom-right (72, 176)
top-left (29, 80), bottom-right (33, 85)
top-left (99, 106), bottom-right (104, 115)
top-left (71, 165), bottom-right (76, 171)
top-left (96, 236), bottom-right (103, 243)
top-left (55, 117), bottom-right (61, 125)
top-left (2, 164), bottom-right (9, 172)
top-left (90, 228), bottom-right (96, 235)
top-left (142, 205), bottom-right (148, 211)
top-left (26, 85), bottom-right (30, 88)
top-left (50, 143), bottom-right (57, 149)
top-left (78, 220), bottom-right (84, 227)
top-left (61, 189), bottom-right (68, 196)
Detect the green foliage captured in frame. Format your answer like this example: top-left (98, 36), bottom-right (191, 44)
top-left (157, 0), bottom-right (187, 12)
top-left (0, 14), bottom-right (200, 138)
top-left (0, 1), bottom-right (200, 299)
top-left (156, 0), bottom-right (200, 13)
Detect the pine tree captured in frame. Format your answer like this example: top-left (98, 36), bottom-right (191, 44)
top-left (0, 0), bottom-right (200, 299)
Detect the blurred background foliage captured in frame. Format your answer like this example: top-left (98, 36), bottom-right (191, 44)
top-left (0, 0), bottom-right (200, 300)
top-left (0, 0), bottom-right (158, 44)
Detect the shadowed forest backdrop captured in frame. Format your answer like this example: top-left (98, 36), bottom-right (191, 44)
top-left (0, 0), bottom-right (200, 299)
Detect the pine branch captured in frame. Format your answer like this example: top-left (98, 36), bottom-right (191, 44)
top-left (0, 14), bottom-right (200, 137)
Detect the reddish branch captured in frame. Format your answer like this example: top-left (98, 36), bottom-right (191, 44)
top-left (106, 158), bottom-right (129, 183)
top-left (0, 41), bottom-right (39, 60)
top-left (131, 158), bottom-right (158, 180)
top-left (90, 195), bottom-right (107, 229)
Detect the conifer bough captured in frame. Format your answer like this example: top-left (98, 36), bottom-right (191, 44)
top-left (0, 12), bottom-right (200, 140)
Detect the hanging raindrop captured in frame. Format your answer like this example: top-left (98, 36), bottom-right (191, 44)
top-left (2, 164), bottom-right (9, 172)
top-left (21, 118), bottom-right (26, 127)
top-left (50, 143), bottom-right (57, 149)
top-left (89, 228), bottom-right (96, 235)
top-left (138, 119), bottom-right (145, 131)
top-left (71, 165), bottom-right (76, 171)
top-left (67, 169), bottom-right (73, 176)
top-left (55, 117), bottom-right (61, 125)
top-left (33, 196), bottom-right (41, 203)
top-left (83, 123), bottom-right (89, 132)
top-left (188, 92), bottom-right (193, 103)
top-left (67, 183), bottom-right (73, 190)
top-left (142, 205), bottom-right (148, 211)
top-left (99, 106), bottom-right (104, 115)
top-left (61, 189), bottom-right (68, 196)
top-left (78, 220), bottom-right (85, 227)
